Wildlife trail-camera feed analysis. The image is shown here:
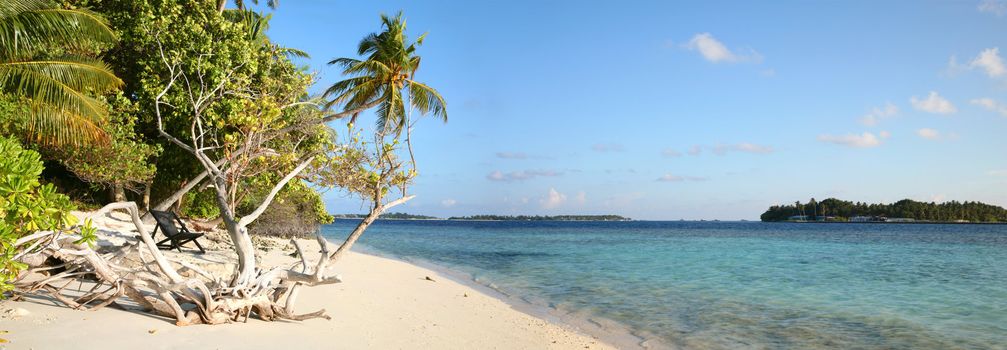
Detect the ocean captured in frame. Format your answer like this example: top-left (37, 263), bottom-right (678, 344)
top-left (321, 220), bottom-right (1007, 349)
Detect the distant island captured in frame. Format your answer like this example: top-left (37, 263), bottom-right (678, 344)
top-left (333, 212), bottom-right (441, 220)
top-left (761, 198), bottom-right (1007, 223)
top-left (447, 215), bottom-right (631, 221)
top-left (333, 213), bottom-right (632, 221)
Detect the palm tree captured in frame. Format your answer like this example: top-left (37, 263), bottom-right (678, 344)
top-left (219, 0), bottom-right (278, 13)
top-left (324, 12), bottom-right (446, 135)
top-left (0, 0), bottom-right (122, 146)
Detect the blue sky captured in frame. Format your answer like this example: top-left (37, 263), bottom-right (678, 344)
top-left (257, 1), bottom-right (1007, 220)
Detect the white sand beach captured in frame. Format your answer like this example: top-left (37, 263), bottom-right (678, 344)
top-left (0, 212), bottom-right (613, 350)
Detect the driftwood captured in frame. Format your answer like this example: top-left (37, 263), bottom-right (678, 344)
top-left (13, 198), bottom-right (410, 325)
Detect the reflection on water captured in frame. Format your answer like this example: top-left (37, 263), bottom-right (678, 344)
top-left (323, 221), bottom-right (1007, 349)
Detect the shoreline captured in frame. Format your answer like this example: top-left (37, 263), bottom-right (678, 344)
top-left (350, 245), bottom-right (665, 349)
top-left (0, 212), bottom-right (618, 350)
top-left (765, 221), bottom-right (1007, 225)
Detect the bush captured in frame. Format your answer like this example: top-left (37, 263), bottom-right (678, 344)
top-left (181, 188), bottom-right (221, 219)
top-left (247, 182), bottom-right (333, 238)
top-left (0, 136), bottom-right (83, 294)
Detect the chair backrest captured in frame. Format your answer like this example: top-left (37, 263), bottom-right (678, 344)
top-left (150, 210), bottom-right (181, 237)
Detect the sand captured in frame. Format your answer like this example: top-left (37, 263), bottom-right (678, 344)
top-left (0, 212), bottom-right (614, 350)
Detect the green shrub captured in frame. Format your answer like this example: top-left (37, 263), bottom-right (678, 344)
top-left (181, 188), bottom-right (221, 219)
top-left (247, 181), bottom-right (334, 238)
top-left (0, 136), bottom-right (86, 295)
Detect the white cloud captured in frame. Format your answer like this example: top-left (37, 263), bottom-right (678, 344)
top-left (859, 103), bottom-right (899, 126)
top-left (440, 199), bottom-right (457, 208)
top-left (817, 132), bottom-right (883, 148)
top-left (916, 128), bottom-right (940, 140)
top-left (971, 97), bottom-right (1007, 117)
top-left (879, 130), bottom-right (891, 138)
top-left (495, 152), bottom-right (528, 159)
top-left (574, 191), bottom-right (587, 204)
top-left (661, 148), bottom-right (683, 158)
top-left (684, 33), bottom-right (762, 64)
top-left (700, 143), bottom-right (776, 156)
top-left (988, 169), bottom-right (1007, 176)
top-left (540, 188), bottom-right (567, 209)
top-left (732, 143), bottom-right (774, 154)
top-left (687, 145), bottom-right (703, 156)
top-left (979, 0), bottom-right (1007, 16)
top-left (910, 91), bottom-right (957, 114)
top-left (487, 170), bottom-right (562, 182)
top-left (971, 48), bottom-right (1007, 77)
top-left (592, 143), bottom-right (625, 153)
top-left (656, 174), bottom-right (709, 182)
top-left (948, 48), bottom-right (1007, 79)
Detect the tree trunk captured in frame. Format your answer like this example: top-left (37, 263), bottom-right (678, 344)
top-left (146, 170), bottom-right (209, 218)
top-left (142, 181), bottom-right (152, 212)
top-left (212, 178), bottom-right (257, 287)
top-left (327, 206), bottom-right (380, 264)
top-left (111, 183), bottom-right (126, 203)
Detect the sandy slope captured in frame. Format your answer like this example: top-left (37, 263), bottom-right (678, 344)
top-left (0, 212), bottom-right (613, 350)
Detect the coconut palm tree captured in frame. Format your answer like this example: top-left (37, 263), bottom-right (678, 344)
top-left (324, 12), bottom-right (446, 135)
top-left (0, 0), bottom-right (122, 146)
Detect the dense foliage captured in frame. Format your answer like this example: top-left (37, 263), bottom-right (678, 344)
top-left (0, 0), bottom-right (122, 146)
top-left (0, 136), bottom-right (94, 294)
top-left (760, 198), bottom-right (1007, 223)
top-left (62, 0), bottom-right (336, 233)
top-left (56, 94), bottom-right (160, 200)
top-left (247, 182), bottom-right (334, 237)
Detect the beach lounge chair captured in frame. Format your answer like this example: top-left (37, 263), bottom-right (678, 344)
top-left (149, 210), bottom-right (206, 254)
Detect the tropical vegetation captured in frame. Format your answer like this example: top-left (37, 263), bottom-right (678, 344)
top-left (760, 198), bottom-right (1007, 223)
top-left (0, 0), bottom-right (122, 147)
top-left (0, 0), bottom-right (448, 323)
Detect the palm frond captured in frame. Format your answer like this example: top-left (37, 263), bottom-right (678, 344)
top-left (0, 0), bottom-right (116, 57)
top-left (357, 33), bottom-right (379, 56)
top-left (276, 46), bottom-right (309, 59)
top-left (407, 80), bottom-right (447, 122)
top-left (16, 99), bottom-right (108, 147)
top-left (0, 56), bottom-right (122, 120)
top-left (375, 83), bottom-right (405, 134)
top-left (324, 12), bottom-right (447, 132)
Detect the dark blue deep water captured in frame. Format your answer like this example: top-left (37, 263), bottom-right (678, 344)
top-left (322, 220), bottom-right (1007, 349)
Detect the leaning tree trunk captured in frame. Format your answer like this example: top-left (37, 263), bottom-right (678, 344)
top-left (210, 178), bottom-right (258, 287)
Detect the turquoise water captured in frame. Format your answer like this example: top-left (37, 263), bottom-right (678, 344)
top-left (321, 221), bottom-right (1007, 349)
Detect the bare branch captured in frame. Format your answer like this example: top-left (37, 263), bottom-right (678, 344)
top-left (237, 156), bottom-right (316, 228)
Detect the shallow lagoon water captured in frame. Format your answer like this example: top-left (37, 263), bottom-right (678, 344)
top-left (322, 220), bottom-right (1007, 349)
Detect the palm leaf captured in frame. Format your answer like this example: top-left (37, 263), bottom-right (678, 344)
top-left (0, 56), bottom-right (122, 120)
top-left (0, 0), bottom-right (116, 57)
top-left (407, 80), bottom-right (447, 122)
top-left (17, 100), bottom-right (108, 147)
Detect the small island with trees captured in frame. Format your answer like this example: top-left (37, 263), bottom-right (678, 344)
top-left (333, 214), bottom-right (633, 221)
top-left (334, 212), bottom-right (441, 220)
top-left (761, 198), bottom-right (1007, 223)
top-left (447, 215), bottom-right (631, 221)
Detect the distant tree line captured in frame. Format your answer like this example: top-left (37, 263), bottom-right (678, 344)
top-left (761, 198), bottom-right (1007, 223)
top-left (333, 212), bottom-right (440, 220)
top-left (447, 215), bottom-right (631, 221)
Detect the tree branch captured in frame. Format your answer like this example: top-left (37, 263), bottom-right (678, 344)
top-left (237, 156), bottom-right (316, 228)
